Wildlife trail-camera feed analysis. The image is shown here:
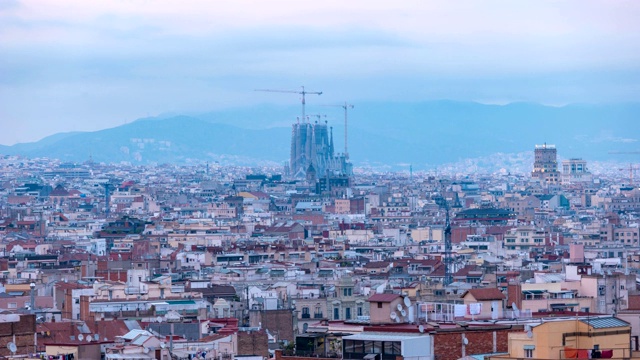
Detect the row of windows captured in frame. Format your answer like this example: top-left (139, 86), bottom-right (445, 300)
top-left (506, 238), bottom-right (544, 243)
top-left (333, 306), bottom-right (363, 320)
top-left (343, 340), bottom-right (401, 355)
top-left (301, 307), bottom-right (322, 315)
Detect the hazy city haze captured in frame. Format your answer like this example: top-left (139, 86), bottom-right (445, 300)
top-left (1, 1), bottom-right (640, 145)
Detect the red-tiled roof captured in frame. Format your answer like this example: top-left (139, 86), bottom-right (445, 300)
top-left (461, 288), bottom-right (505, 301)
top-left (368, 293), bottom-right (400, 303)
top-left (50, 186), bottom-right (70, 196)
top-left (85, 320), bottom-right (133, 341)
top-left (199, 333), bottom-right (229, 342)
top-left (364, 261), bottom-right (390, 269)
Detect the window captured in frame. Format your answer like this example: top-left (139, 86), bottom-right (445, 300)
top-left (364, 341), bottom-right (374, 353)
top-left (524, 345), bottom-right (535, 358)
top-left (598, 286), bottom-right (605, 296)
top-left (377, 302), bottom-right (383, 308)
top-left (525, 349), bottom-right (534, 358)
top-left (334, 308), bottom-right (339, 320)
top-left (344, 340), bottom-right (355, 353)
top-left (358, 306), bottom-right (363, 316)
top-left (345, 307), bottom-right (351, 320)
top-left (383, 341), bottom-right (401, 355)
top-left (348, 340), bottom-right (363, 353)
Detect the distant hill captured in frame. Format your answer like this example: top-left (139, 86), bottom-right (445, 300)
top-left (2, 101), bottom-right (639, 169)
top-left (1, 116), bottom-right (291, 166)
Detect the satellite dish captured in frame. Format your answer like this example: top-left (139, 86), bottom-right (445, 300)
top-left (78, 334), bottom-right (84, 341)
top-left (527, 331), bottom-right (533, 338)
top-left (94, 334), bottom-right (100, 341)
top-left (394, 317), bottom-right (401, 323)
top-left (463, 338), bottom-right (469, 345)
top-left (144, 347), bottom-right (150, 354)
top-left (397, 303), bottom-right (403, 311)
top-left (390, 312), bottom-right (397, 320)
top-left (161, 342), bottom-right (167, 349)
top-left (7, 342), bottom-right (16, 353)
top-left (404, 297), bottom-right (411, 307)
top-left (156, 316), bottom-right (163, 323)
top-left (418, 325), bottom-right (425, 333)
top-left (400, 309), bottom-right (407, 317)
top-left (87, 336), bottom-right (92, 342)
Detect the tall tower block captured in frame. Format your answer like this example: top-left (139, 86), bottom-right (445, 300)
top-left (531, 143), bottom-right (560, 184)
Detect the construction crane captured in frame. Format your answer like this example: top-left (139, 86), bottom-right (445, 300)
top-left (321, 102), bottom-right (354, 158)
top-left (609, 151), bottom-right (640, 185)
top-left (618, 164), bottom-right (640, 185)
top-left (255, 86), bottom-right (322, 122)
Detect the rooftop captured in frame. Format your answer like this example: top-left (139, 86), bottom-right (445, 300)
top-left (581, 317), bottom-right (629, 329)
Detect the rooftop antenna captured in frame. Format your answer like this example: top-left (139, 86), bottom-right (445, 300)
top-left (437, 188), bottom-right (453, 286)
top-left (255, 86), bottom-right (323, 123)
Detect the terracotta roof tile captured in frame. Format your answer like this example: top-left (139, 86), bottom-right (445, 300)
top-left (368, 293), bottom-right (400, 303)
top-left (461, 288), bottom-right (505, 301)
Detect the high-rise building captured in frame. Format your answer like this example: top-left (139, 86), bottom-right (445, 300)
top-left (561, 158), bottom-right (592, 184)
top-left (289, 120), bottom-right (352, 179)
top-left (531, 144), bottom-right (559, 184)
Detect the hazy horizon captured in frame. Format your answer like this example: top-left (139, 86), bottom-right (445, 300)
top-left (2, 1), bottom-right (640, 145)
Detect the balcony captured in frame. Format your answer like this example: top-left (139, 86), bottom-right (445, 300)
top-left (100, 310), bottom-right (154, 318)
top-left (314, 313), bottom-right (324, 319)
top-left (301, 313), bottom-right (311, 319)
top-left (124, 287), bottom-right (148, 295)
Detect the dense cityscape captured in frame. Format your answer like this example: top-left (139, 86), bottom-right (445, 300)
top-left (2, 1), bottom-right (639, 360)
top-left (0, 116), bottom-right (639, 360)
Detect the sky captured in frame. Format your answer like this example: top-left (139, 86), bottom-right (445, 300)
top-left (1, 0), bottom-right (639, 145)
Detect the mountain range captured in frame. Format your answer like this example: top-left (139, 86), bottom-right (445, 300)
top-left (1, 101), bottom-right (639, 170)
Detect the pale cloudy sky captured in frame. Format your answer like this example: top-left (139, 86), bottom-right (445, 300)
top-left (1, 0), bottom-right (639, 145)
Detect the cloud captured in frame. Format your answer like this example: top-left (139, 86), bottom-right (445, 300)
top-left (1, 1), bottom-right (640, 145)
top-left (612, 138), bottom-right (638, 143)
